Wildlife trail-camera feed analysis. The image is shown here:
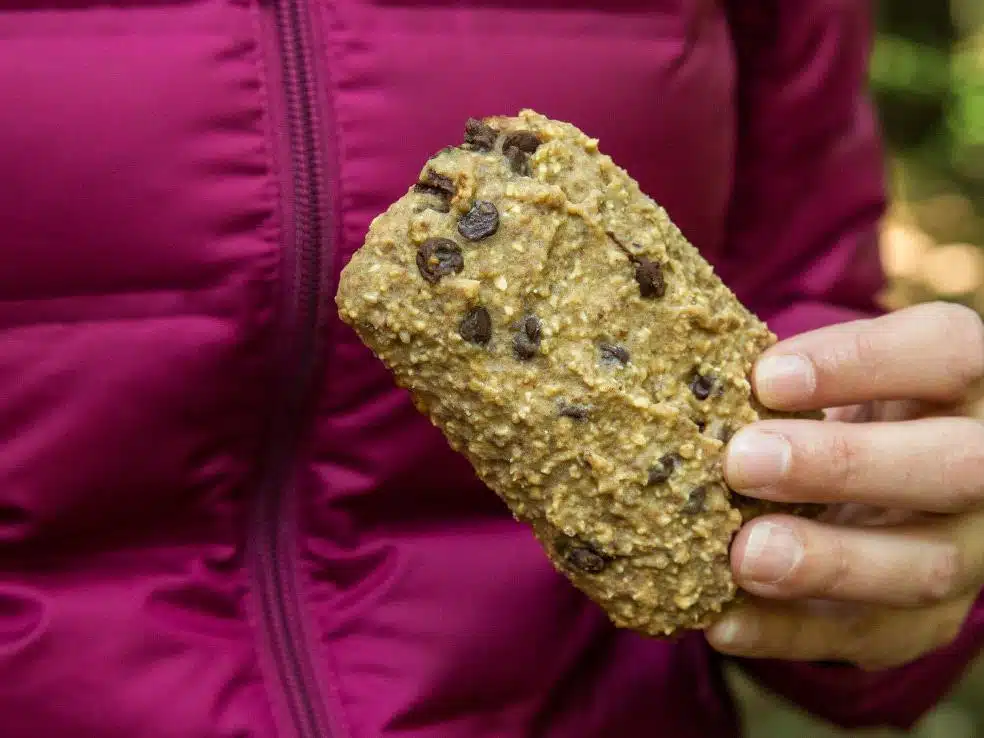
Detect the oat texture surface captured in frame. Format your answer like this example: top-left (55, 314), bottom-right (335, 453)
top-left (336, 110), bottom-right (820, 636)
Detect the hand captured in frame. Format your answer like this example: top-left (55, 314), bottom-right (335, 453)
top-left (706, 302), bottom-right (984, 670)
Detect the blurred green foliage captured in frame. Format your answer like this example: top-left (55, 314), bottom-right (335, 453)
top-left (870, 1), bottom-right (984, 212)
top-left (727, 2), bottom-right (984, 736)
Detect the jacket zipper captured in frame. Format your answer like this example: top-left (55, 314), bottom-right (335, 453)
top-left (251, 0), bottom-right (332, 737)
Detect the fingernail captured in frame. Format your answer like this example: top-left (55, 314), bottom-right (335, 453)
top-left (709, 614), bottom-right (750, 649)
top-left (755, 353), bottom-right (815, 407)
top-left (725, 430), bottom-right (791, 490)
top-left (740, 522), bottom-right (803, 584)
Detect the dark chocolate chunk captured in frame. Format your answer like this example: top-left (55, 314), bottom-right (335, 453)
top-left (505, 145), bottom-right (530, 176)
top-left (689, 372), bottom-right (714, 400)
top-left (522, 315), bottom-right (542, 343)
top-left (413, 169), bottom-right (456, 212)
top-left (599, 343), bottom-right (630, 366)
top-left (459, 306), bottom-right (492, 345)
top-left (565, 545), bottom-right (608, 574)
top-left (513, 334), bottom-right (538, 360)
top-left (647, 453), bottom-right (681, 485)
top-left (415, 168), bottom-right (456, 197)
top-left (558, 401), bottom-right (591, 420)
top-left (634, 258), bottom-right (666, 298)
top-left (604, 231), bottom-right (667, 298)
top-left (556, 536), bottom-right (609, 574)
top-left (682, 486), bottom-right (707, 515)
top-left (415, 238), bottom-right (464, 284)
top-left (513, 314), bottom-right (543, 359)
top-left (695, 419), bottom-right (706, 433)
top-left (457, 200), bottom-right (499, 241)
top-left (502, 130), bottom-right (542, 154)
top-left (463, 118), bottom-right (498, 151)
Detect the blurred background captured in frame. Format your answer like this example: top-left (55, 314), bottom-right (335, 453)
top-left (727, 1), bottom-right (984, 735)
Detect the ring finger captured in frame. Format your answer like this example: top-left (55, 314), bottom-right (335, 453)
top-left (729, 514), bottom-right (967, 607)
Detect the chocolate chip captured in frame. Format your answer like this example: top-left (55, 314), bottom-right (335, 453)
top-left (682, 486), bottom-right (707, 515)
top-left (689, 372), bottom-right (714, 400)
top-left (695, 419), bottom-right (706, 433)
top-left (634, 258), bottom-right (666, 298)
top-left (558, 401), bottom-right (590, 420)
top-left (523, 315), bottom-right (542, 342)
top-left (414, 168), bottom-right (456, 197)
top-left (604, 231), bottom-right (667, 298)
top-left (413, 169), bottom-right (456, 212)
top-left (514, 335), bottom-right (541, 361)
top-left (459, 307), bottom-right (492, 345)
top-left (505, 145), bottom-right (530, 176)
top-left (502, 131), bottom-right (542, 154)
top-left (463, 118), bottom-right (498, 151)
top-left (412, 181), bottom-right (451, 197)
top-left (457, 201), bottom-right (499, 241)
top-left (565, 545), bottom-right (608, 574)
top-left (513, 314), bottom-right (543, 359)
top-left (647, 453), bottom-right (681, 485)
top-left (415, 238), bottom-right (464, 284)
top-left (556, 536), bottom-right (609, 573)
top-left (600, 343), bottom-right (630, 366)
top-left (513, 334), bottom-right (537, 360)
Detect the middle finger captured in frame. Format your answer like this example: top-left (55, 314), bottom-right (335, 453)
top-left (725, 416), bottom-right (984, 513)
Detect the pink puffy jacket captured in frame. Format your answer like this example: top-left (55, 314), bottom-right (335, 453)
top-left (1, 1), bottom-right (982, 737)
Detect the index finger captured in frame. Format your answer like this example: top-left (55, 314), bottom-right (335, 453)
top-left (755, 302), bottom-right (984, 411)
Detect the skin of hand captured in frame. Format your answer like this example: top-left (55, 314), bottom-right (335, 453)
top-left (705, 301), bottom-right (984, 670)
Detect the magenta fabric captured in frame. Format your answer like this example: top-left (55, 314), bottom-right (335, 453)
top-left (0, 1), bottom-right (981, 737)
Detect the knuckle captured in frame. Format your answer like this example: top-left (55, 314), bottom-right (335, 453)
top-left (934, 301), bottom-right (984, 388)
top-left (938, 420), bottom-right (984, 511)
top-left (826, 430), bottom-right (863, 494)
top-left (847, 329), bottom-right (882, 374)
top-left (918, 544), bottom-right (963, 604)
top-left (814, 532), bottom-right (853, 598)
